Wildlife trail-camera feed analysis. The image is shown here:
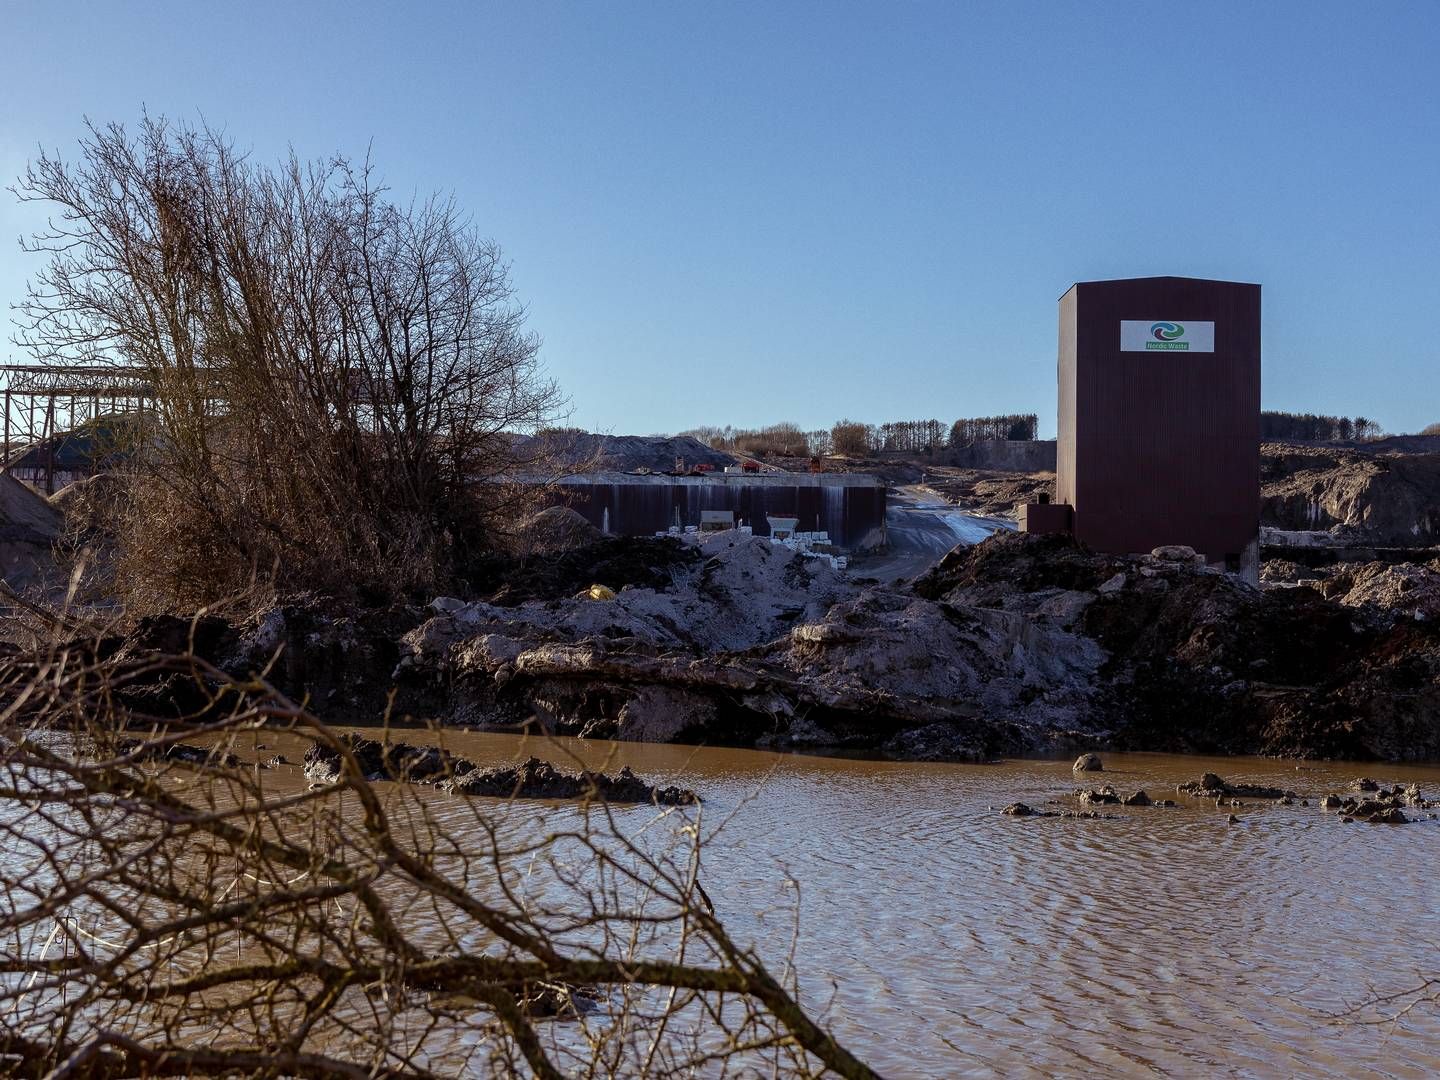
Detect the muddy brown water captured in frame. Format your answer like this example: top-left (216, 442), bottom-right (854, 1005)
top-left (72, 732), bottom-right (1440, 1076)
top-left (320, 734), bottom-right (1440, 1078)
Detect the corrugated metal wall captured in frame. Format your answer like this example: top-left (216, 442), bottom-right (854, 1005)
top-left (1058, 276), bottom-right (1261, 562)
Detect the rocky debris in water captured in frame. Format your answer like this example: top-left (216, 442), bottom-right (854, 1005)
top-left (303, 734), bottom-right (696, 805)
top-left (1001, 802), bottom-right (1118, 820)
top-left (1317, 783), bottom-right (1433, 821)
top-left (117, 738), bottom-right (240, 769)
top-left (1122, 790), bottom-right (1152, 807)
top-left (1227, 813), bottom-right (1241, 824)
top-left (260, 755), bottom-right (288, 769)
top-left (412, 968), bottom-right (602, 1021)
top-left (513, 980), bottom-right (604, 1020)
top-left (303, 734), bottom-right (463, 785)
top-left (1336, 800), bottom-right (1410, 824)
top-left (441, 756), bottom-right (698, 805)
top-left (1177, 773), bottom-right (1295, 800)
top-left (1076, 785), bottom-right (1121, 806)
top-left (1072, 752), bottom-right (1103, 772)
top-left (1350, 777), bottom-right (1380, 792)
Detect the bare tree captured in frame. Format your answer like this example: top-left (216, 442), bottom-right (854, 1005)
top-left (0, 634), bottom-right (879, 1078)
top-left (829, 421), bottom-right (868, 458)
top-left (13, 116), bottom-right (564, 611)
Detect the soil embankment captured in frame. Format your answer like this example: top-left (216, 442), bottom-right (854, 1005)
top-left (1260, 441), bottom-right (1440, 545)
top-left (0, 473), bottom-right (63, 593)
top-left (147, 525), bottom-right (1440, 764)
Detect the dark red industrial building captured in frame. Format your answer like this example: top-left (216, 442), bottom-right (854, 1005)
top-left (1022, 276), bottom-right (1261, 581)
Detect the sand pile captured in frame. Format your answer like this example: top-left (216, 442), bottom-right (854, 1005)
top-left (514, 505), bottom-right (604, 554)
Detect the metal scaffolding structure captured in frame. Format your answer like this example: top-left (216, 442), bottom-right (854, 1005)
top-left (1, 362), bottom-right (154, 494)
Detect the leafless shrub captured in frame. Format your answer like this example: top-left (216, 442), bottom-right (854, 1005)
top-left (0, 635), bottom-right (878, 1078)
top-left (13, 116), bottom-right (564, 613)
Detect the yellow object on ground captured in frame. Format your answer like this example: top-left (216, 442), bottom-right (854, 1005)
top-left (585, 584), bottom-right (617, 601)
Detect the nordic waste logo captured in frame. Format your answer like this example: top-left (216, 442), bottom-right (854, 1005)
top-left (1148, 322), bottom-right (1188, 350)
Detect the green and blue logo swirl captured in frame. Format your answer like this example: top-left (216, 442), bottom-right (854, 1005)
top-left (1150, 321), bottom-right (1185, 341)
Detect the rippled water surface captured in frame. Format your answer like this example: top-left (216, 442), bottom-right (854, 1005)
top-left (372, 735), bottom-right (1440, 1078)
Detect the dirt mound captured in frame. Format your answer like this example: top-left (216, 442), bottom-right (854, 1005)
top-left (0, 473), bottom-right (62, 590)
top-left (920, 469), bottom-right (1055, 519)
top-left (515, 505), bottom-right (605, 554)
top-left (511, 432), bottom-right (737, 474)
top-left (471, 536), bottom-right (702, 607)
top-left (110, 524), bottom-right (1440, 765)
top-left (913, 531), bottom-right (1440, 760)
top-left (915, 530), bottom-right (1127, 603)
top-left (1321, 560), bottom-right (1440, 621)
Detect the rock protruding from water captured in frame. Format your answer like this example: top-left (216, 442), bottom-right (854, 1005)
top-left (1072, 753), bottom-right (1103, 772)
top-left (302, 734), bottom-right (697, 805)
top-left (1317, 782), bottom-right (1432, 823)
top-left (1002, 806), bottom-right (1123, 823)
top-left (441, 757), bottom-right (697, 805)
top-left (1176, 774), bottom-right (1295, 800)
top-left (1001, 802), bottom-right (1118, 820)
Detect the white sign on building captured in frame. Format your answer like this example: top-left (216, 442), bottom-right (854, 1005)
top-left (1120, 320), bottom-right (1215, 353)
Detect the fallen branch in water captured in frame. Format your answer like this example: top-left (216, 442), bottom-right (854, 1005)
top-left (0, 638), bottom-right (880, 1078)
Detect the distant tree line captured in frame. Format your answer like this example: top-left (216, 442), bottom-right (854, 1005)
top-left (1261, 411), bottom-right (1381, 442)
top-left (679, 413), bottom-right (1039, 459)
top-left (948, 414), bottom-right (1039, 446)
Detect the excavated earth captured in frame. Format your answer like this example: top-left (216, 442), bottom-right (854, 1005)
top-left (135, 527), bottom-right (1440, 765)
top-left (1259, 441), bottom-right (1440, 545)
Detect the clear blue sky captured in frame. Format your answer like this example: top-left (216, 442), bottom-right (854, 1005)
top-left (3, 1), bottom-right (1437, 437)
